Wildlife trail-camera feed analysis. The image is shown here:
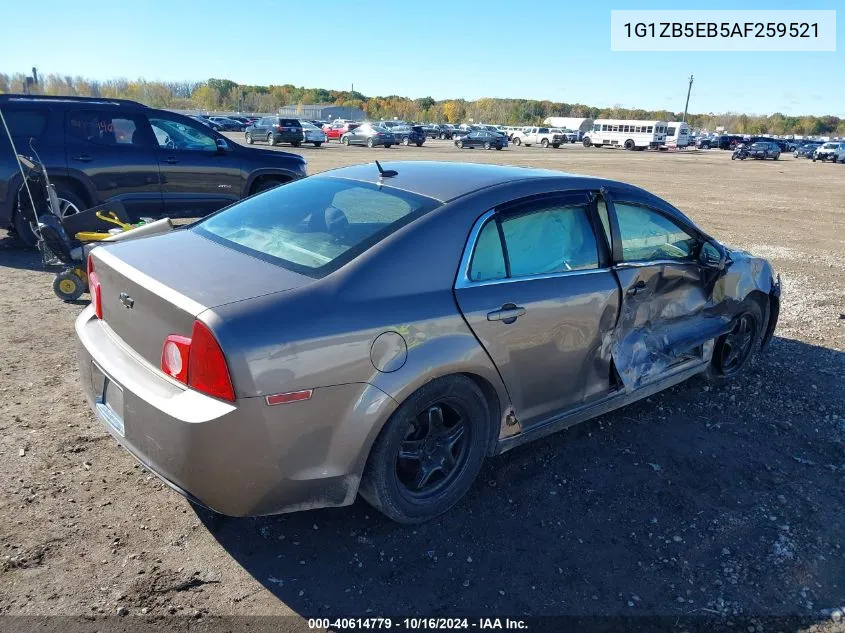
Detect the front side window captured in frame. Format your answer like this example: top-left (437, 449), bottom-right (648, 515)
top-left (195, 177), bottom-right (441, 277)
top-left (149, 115), bottom-right (217, 151)
top-left (614, 203), bottom-right (697, 262)
top-left (67, 110), bottom-right (146, 146)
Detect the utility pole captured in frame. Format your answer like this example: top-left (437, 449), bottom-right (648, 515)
top-left (682, 74), bottom-right (694, 122)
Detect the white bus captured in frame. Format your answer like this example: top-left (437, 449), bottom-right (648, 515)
top-left (583, 119), bottom-right (667, 150)
top-left (666, 121), bottom-right (691, 148)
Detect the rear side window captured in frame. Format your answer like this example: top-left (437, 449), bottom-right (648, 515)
top-left (67, 110), bottom-right (147, 147)
top-left (280, 119), bottom-right (301, 127)
top-left (469, 204), bottom-right (598, 282)
top-left (3, 110), bottom-right (48, 137)
top-left (195, 177), bottom-right (441, 277)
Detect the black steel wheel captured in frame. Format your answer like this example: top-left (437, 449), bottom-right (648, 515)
top-left (360, 375), bottom-right (491, 523)
top-left (705, 302), bottom-right (762, 386)
top-left (395, 402), bottom-right (470, 498)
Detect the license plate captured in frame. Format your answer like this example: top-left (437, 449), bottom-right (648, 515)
top-left (92, 363), bottom-right (125, 436)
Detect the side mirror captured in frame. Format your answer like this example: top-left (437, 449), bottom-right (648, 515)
top-left (700, 240), bottom-right (727, 271)
top-left (215, 138), bottom-right (230, 153)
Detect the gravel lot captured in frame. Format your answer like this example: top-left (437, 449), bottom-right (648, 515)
top-left (1, 139), bottom-right (843, 629)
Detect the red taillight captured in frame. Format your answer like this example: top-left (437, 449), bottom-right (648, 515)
top-left (87, 254), bottom-right (102, 319)
top-left (188, 321), bottom-right (235, 401)
top-left (159, 321), bottom-right (235, 402)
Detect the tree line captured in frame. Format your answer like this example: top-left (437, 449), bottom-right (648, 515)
top-left (2, 72), bottom-right (843, 136)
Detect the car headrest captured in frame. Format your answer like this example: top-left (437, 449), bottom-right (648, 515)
top-left (309, 207), bottom-right (348, 234)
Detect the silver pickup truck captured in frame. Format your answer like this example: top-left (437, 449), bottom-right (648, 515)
top-left (511, 126), bottom-right (566, 148)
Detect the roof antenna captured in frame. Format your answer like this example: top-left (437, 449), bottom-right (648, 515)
top-left (375, 160), bottom-right (397, 178)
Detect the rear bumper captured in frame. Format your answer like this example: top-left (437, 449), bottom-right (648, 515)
top-left (75, 306), bottom-right (397, 516)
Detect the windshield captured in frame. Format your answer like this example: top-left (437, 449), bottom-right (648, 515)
top-left (194, 177), bottom-right (441, 277)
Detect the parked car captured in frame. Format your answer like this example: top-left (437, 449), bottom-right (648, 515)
top-left (745, 141), bottom-right (781, 160)
top-left (438, 124), bottom-right (458, 140)
top-left (512, 127), bottom-right (565, 148)
top-left (299, 121), bottom-right (327, 147)
top-left (0, 95), bottom-right (308, 246)
top-left (191, 115), bottom-right (224, 131)
top-left (341, 123), bottom-right (395, 148)
top-left (208, 117), bottom-right (245, 132)
top-left (75, 161), bottom-right (780, 523)
top-left (245, 117), bottom-right (303, 147)
top-left (392, 125), bottom-right (426, 147)
top-left (422, 124), bottom-right (444, 139)
top-left (455, 130), bottom-right (506, 150)
top-left (558, 129), bottom-right (579, 143)
top-left (696, 135), bottom-right (717, 149)
top-left (794, 142), bottom-right (821, 158)
top-left (325, 120), bottom-right (360, 141)
top-left (813, 141), bottom-right (845, 162)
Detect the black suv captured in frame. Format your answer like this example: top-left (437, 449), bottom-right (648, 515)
top-left (245, 117), bottom-right (304, 147)
top-left (0, 95), bottom-right (307, 245)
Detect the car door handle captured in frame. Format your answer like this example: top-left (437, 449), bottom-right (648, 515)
top-left (72, 154), bottom-right (92, 162)
top-left (164, 157), bottom-right (179, 164)
top-left (487, 304), bottom-right (526, 323)
top-left (626, 280), bottom-right (647, 296)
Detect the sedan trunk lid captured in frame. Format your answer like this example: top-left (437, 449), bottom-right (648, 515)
top-left (90, 229), bottom-right (311, 368)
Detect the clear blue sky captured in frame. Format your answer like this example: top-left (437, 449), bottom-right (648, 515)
top-left (1, 0), bottom-right (841, 116)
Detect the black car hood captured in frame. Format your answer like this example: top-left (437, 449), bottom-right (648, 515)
top-left (235, 145), bottom-right (305, 165)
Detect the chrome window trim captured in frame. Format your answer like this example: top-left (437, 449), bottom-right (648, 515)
top-left (613, 258), bottom-right (699, 269)
top-left (454, 209), bottom-right (610, 290)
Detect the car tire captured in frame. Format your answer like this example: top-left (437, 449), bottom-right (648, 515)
top-left (53, 270), bottom-right (86, 302)
top-left (267, 134), bottom-right (276, 146)
top-left (582, 138), bottom-right (591, 147)
top-left (513, 137), bottom-right (521, 146)
top-left (541, 138), bottom-right (549, 148)
top-left (624, 139), bottom-right (635, 150)
top-left (251, 179), bottom-right (284, 195)
top-left (402, 137), bottom-right (410, 146)
top-left (291, 140), bottom-right (301, 148)
top-left (704, 300), bottom-right (763, 387)
top-left (12, 206), bottom-right (38, 247)
top-left (367, 138), bottom-right (375, 148)
top-left (359, 374), bottom-right (492, 524)
top-left (384, 144), bottom-right (392, 149)
top-left (440, 133), bottom-right (446, 140)
top-left (552, 143), bottom-right (560, 148)
top-left (484, 141), bottom-right (491, 150)
top-left (456, 140), bottom-right (463, 149)
top-left (495, 146), bottom-right (502, 150)
top-left (342, 136), bottom-right (350, 146)
top-left (245, 132), bottom-right (253, 144)
top-left (416, 142), bottom-right (423, 147)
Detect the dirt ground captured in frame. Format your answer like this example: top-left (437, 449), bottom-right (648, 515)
top-left (1, 139), bottom-right (844, 630)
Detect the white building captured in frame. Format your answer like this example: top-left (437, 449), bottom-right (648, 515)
top-left (542, 117), bottom-right (594, 139)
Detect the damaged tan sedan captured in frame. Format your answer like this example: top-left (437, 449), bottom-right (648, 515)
top-left (76, 161), bottom-right (780, 523)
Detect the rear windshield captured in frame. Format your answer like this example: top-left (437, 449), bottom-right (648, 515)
top-left (194, 177), bottom-right (441, 277)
